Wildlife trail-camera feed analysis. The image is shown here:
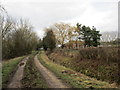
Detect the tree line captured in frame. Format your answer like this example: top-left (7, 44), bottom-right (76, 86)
top-left (1, 6), bottom-right (39, 59)
top-left (41, 23), bottom-right (102, 51)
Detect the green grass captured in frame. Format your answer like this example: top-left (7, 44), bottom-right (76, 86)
top-left (38, 51), bottom-right (117, 88)
top-left (22, 53), bottom-right (48, 88)
top-left (2, 56), bottom-right (25, 87)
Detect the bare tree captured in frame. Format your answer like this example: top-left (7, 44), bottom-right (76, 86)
top-left (0, 4), bottom-right (7, 14)
top-left (0, 4), bottom-right (12, 39)
top-left (2, 18), bottom-right (39, 59)
top-left (53, 23), bottom-right (75, 48)
top-left (1, 16), bottom-right (13, 39)
top-left (66, 26), bottom-right (77, 48)
top-left (12, 19), bottom-right (38, 56)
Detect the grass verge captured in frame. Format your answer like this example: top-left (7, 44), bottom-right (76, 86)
top-left (22, 52), bottom-right (48, 88)
top-left (2, 56), bottom-right (25, 88)
top-left (38, 51), bottom-right (117, 88)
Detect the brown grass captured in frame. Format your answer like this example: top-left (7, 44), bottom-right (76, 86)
top-left (47, 47), bottom-right (119, 84)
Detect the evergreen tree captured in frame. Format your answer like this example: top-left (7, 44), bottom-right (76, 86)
top-left (91, 26), bottom-right (101, 47)
top-left (43, 29), bottom-right (56, 51)
top-left (36, 39), bottom-right (43, 50)
top-left (76, 23), bottom-right (101, 47)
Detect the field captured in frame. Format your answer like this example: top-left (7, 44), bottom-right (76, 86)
top-left (48, 47), bottom-right (119, 85)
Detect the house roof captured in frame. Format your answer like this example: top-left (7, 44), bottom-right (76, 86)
top-left (65, 40), bottom-right (84, 45)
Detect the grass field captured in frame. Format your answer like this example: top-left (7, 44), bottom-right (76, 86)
top-left (38, 51), bottom-right (117, 88)
top-left (22, 52), bottom-right (48, 88)
top-left (2, 56), bottom-right (25, 87)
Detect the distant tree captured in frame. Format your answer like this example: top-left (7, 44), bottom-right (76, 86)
top-left (77, 24), bottom-right (91, 47)
top-left (76, 23), bottom-right (82, 34)
top-left (110, 38), bottom-right (120, 45)
top-left (67, 26), bottom-right (76, 48)
top-left (76, 23), bottom-right (101, 47)
top-left (43, 28), bottom-right (56, 51)
top-left (36, 39), bottom-right (43, 50)
top-left (53, 23), bottom-right (74, 48)
top-left (43, 37), bottom-right (48, 51)
top-left (91, 26), bottom-right (101, 47)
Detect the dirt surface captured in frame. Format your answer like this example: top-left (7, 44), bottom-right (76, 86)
top-left (7, 57), bottom-right (28, 88)
top-left (34, 55), bottom-right (69, 88)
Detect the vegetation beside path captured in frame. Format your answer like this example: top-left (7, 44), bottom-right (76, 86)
top-left (22, 52), bottom-right (48, 88)
top-left (48, 48), bottom-right (118, 84)
top-left (38, 51), bottom-right (117, 88)
top-left (2, 56), bottom-right (25, 88)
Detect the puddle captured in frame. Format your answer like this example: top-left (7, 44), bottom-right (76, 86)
top-left (19, 62), bottom-right (25, 66)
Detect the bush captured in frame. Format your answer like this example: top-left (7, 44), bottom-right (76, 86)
top-left (79, 47), bottom-right (118, 63)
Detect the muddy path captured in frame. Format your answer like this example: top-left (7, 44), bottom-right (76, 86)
top-left (34, 55), bottom-right (70, 88)
top-left (7, 57), bottom-right (29, 88)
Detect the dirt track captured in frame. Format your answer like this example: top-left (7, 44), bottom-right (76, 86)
top-left (34, 55), bottom-right (69, 88)
top-left (7, 57), bottom-right (28, 88)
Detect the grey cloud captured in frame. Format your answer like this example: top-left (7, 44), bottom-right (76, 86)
top-left (1, 0), bottom-right (118, 38)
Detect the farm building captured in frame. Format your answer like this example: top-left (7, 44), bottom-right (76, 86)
top-left (65, 40), bottom-right (84, 49)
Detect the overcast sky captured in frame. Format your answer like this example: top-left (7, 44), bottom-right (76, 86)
top-left (1, 0), bottom-right (119, 38)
